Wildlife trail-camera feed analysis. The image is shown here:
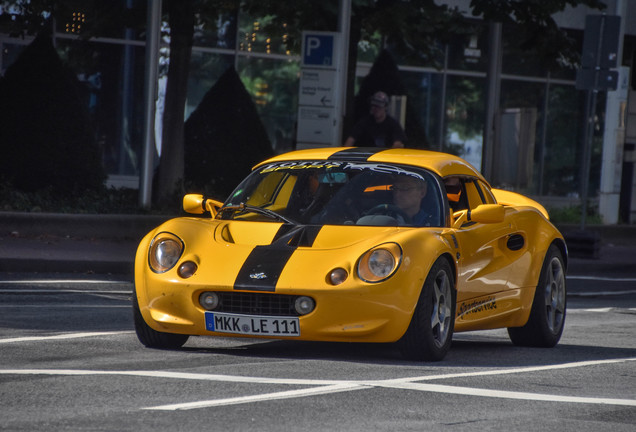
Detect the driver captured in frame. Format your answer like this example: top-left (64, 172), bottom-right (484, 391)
top-left (391, 176), bottom-right (431, 226)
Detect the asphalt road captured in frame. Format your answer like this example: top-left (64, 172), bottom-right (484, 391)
top-left (1, 273), bottom-right (635, 431)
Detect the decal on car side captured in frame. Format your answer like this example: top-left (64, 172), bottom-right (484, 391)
top-left (457, 296), bottom-right (497, 318)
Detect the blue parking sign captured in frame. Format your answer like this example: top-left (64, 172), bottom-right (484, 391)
top-left (302, 33), bottom-right (336, 68)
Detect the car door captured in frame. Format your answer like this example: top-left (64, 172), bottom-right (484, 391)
top-left (445, 176), bottom-right (517, 304)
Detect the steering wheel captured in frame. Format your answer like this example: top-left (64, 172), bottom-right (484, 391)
top-left (365, 204), bottom-right (410, 225)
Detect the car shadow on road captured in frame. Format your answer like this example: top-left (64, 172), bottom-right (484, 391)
top-left (178, 335), bottom-right (636, 368)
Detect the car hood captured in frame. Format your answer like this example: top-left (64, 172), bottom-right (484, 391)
top-left (211, 220), bottom-right (415, 292)
top-left (213, 219), bottom-right (403, 250)
top-left (147, 217), bottom-right (443, 292)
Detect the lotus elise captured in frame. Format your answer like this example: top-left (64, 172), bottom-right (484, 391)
top-left (133, 147), bottom-right (567, 361)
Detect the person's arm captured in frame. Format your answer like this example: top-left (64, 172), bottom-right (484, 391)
top-left (389, 116), bottom-right (407, 148)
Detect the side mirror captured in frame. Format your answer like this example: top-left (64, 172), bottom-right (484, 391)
top-left (452, 204), bottom-right (504, 228)
top-left (183, 194), bottom-right (223, 217)
top-left (469, 204), bottom-right (505, 224)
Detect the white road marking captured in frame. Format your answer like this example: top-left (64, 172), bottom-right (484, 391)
top-left (567, 275), bottom-right (636, 282)
top-left (2, 357), bottom-right (635, 410)
top-left (0, 305), bottom-right (130, 309)
top-left (384, 357), bottom-right (636, 382)
top-left (568, 290), bottom-right (636, 297)
top-left (0, 289), bottom-right (131, 294)
top-left (376, 381), bottom-right (636, 406)
top-left (0, 331), bottom-right (133, 344)
top-left (145, 383), bottom-right (368, 410)
top-left (568, 307), bottom-right (636, 313)
top-left (0, 279), bottom-right (131, 285)
top-left (0, 369), bottom-right (346, 385)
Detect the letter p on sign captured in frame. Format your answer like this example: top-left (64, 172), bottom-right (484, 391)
top-left (307, 37), bottom-right (321, 56)
top-left (302, 33), bottom-right (335, 68)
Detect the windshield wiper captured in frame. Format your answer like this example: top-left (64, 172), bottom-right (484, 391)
top-left (219, 203), bottom-right (297, 225)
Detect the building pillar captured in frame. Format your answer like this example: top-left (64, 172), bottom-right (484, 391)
top-left (599, 66), bottom-right (629, 223)
top-left (139, 0), bottom-right (162, 208)
top-left (482, 21), bottom-right (502, 178)
top-left (599, 0), bottom-right (628, 223)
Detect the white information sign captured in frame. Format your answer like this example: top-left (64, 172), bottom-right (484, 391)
top-left (296, 106), bottom-right (336, 144)
top-left (296, 31), bottom-right (341, 147)
top-left (299, 69), bottom-right (336, 107)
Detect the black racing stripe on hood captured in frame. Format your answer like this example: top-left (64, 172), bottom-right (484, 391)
top-left (273, 224), bottom-right (322, 247)
top-left (234, 246), bottom-right (294, 292)
top-left (234, 224), bottom-right (323, 292)
top-left (328, 147), bottom-right (385, 161)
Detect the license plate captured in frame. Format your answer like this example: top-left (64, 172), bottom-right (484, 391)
top-left (205, 312), bottom-right (300, 337)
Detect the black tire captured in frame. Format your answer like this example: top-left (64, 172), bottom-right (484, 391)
top-left (399, 258), bottom-right (456, 361)
top-left (508, 244), bottom-right (566, 347)
top-left (132, 293), bottom-right (189, 349)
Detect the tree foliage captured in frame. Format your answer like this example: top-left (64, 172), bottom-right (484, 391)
top-left (0, 0), bottom-right (608, 207)
top-left (184, 67), bottom-right (273, 200)
top-left (470, 0), bottom-right (607, 69)
top-left (0, 32), bottom-right (105, 194)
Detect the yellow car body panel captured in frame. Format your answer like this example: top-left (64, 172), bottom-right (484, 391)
top-left (134, 147), bottom-right (567, 356)
top-left (136, 220), bottom-right (453, 342)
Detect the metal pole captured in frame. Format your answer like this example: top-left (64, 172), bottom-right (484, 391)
top-left (437, 44), bottom-right (448, 152)
top-left (139, 0), bottom-right (162, 208)
top-left (483, 21), bottom-right (502, 177)
top-left (538, 75), bottom-right (550, 195)
top-left (580, 88), bottom-right (597, 229)
top-left (580, 14), bottom-right (607, 229)
top-left (336, 0), bottom-right (351, 145)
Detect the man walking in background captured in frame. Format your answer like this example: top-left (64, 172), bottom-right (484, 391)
top-left (344, 91), bottom-right (406, 148)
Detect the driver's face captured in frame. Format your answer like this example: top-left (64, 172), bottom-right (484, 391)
top-left (392, 178), bottom-right (426, 217)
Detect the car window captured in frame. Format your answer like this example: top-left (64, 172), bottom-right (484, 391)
top-left (463, 179), bottom-right (486, 210)
top-left (443, 176), bottom-right (467, 212)
top-left (477, 180), bottom-right (497, 204)
top-left (245, 171), bottom-right (293, 207)
top-left (223, 161), bottom-right (445, 227)
top-left (444, 176), bottom-right (497, 212)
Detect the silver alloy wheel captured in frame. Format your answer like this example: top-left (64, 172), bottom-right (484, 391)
top-left (544, 256), bottom-right (566, 333)
top-left (431, 270), bottom-right (452, 347)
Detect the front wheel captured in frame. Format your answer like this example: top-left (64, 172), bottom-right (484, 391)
top-left (508, 244), bottom-right (566, 347)
top-left (399, 258), bottom-right (456, 361)
top-left (133, 293), bottom-right (189, 349)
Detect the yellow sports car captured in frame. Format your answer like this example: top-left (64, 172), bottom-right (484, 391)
top-left (133, 147), bottom-right (567, 361)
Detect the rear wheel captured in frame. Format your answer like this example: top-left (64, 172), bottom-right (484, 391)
top-left (132, 293), bottom-right (189, 349)
top-left (508, 244), bottom-right (566, 347)
top-left (400, 258), bottom-right (456, 361)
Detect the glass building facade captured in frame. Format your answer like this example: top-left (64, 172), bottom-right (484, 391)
top-left (1, 0), bottom-right (634, 216)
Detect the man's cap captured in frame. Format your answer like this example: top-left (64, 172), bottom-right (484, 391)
top-left (369, 91), bottom-right (389, 107)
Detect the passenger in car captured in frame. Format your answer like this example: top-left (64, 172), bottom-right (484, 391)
top-left (391, 176), bottom-right (434, 226)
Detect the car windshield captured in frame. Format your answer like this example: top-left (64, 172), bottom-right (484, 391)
top-left (220, 160), bottom-right (444, 227)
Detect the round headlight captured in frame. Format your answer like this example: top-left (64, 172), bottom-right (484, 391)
top-left (148, 233), bottom-right (184, 273)
top-left (294, 296), bottom-right (315, 315)
top-left (357, 243), bottom-right (402, 283)
top-left (368, 249), bottom-right (395, 278)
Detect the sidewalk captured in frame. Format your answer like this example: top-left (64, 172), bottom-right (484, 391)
top-left (0, 212), bottom-right (171, 276)
top-left (0, 212), bottom-right (635, 277)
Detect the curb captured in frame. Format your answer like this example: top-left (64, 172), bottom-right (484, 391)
top-left (0, 211), bottom-right (173, 240)
top-left (0, 257), bottom-right (134, 276)
top-left (556, 223), bottom-right (636, 244)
